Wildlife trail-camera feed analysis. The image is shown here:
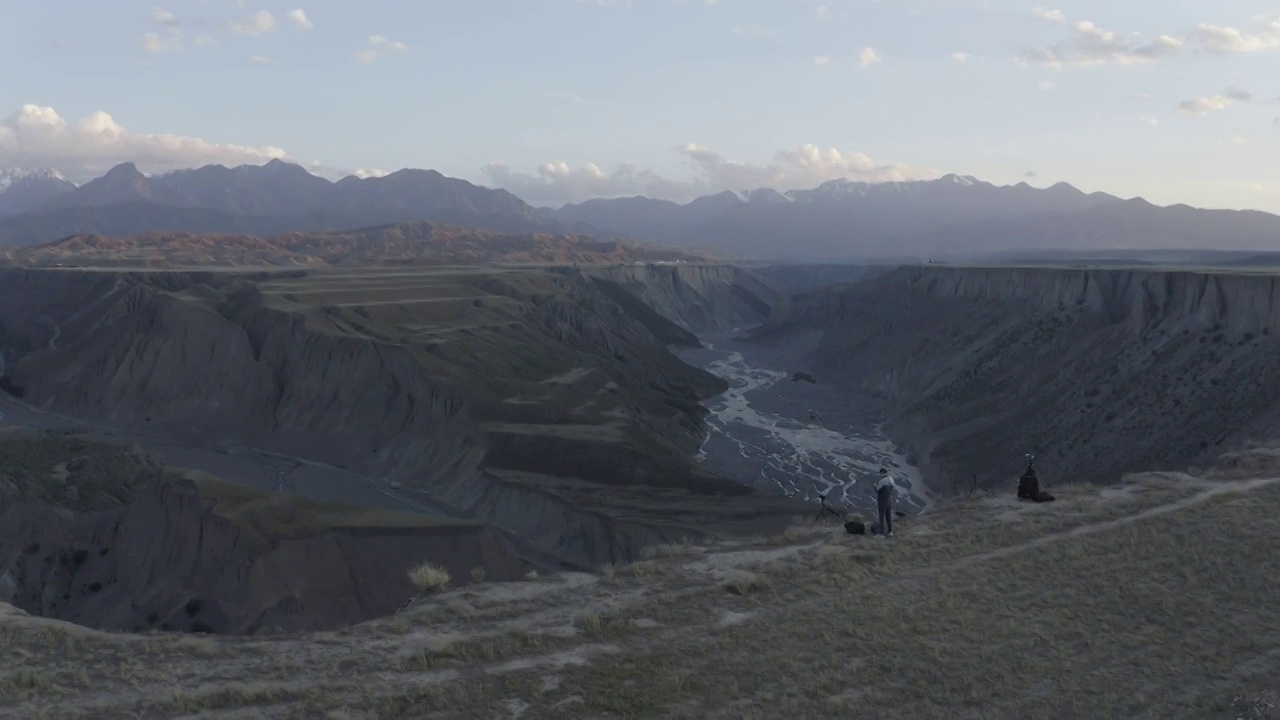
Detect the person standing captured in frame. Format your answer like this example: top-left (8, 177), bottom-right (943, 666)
top-left (875, 468), bottom-right (896, 537)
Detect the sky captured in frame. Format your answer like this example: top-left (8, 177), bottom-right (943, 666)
top-left (1, 0), bottom-right (1279, 210)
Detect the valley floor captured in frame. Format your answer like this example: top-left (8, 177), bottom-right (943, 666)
top-left (5, 447), bottom-right (1279, 719)
top-left (679, 331), bottom-right (929, 515)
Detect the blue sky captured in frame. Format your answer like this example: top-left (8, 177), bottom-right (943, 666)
top-left (1, 0), bottom-right (1278, 209)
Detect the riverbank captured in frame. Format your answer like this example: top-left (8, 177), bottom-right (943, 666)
top-left (676, 330), bottom-right (931, 518)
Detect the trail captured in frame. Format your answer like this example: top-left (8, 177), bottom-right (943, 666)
top-left (948, 475), bottom-right (1280, 569)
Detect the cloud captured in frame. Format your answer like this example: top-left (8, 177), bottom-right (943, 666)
top-left (250, 54), bottom-right (275, 65)
top-left (352, 167), bottom-right (390, 179)
top-left (1176, 87), bottom-right (1252, 116)
top-left (479, 143), bottom-right (940, 206)
top-left (1141, 116), bottom-right (1160, 126)
top-left (1018, 7), bottom-right (1183, 68)
top-left (816, 6), bottom-right (829, 18)
top-left (149, 7), bottom-right (179, 27)
top-left (1190, 18), bottom-right (1280, 54)
top-left (732, 25), bottom-right (775, 39)
top-left (950, 52), bottom-right (971, 63)
top-left (1019, 9), bottom-right (1280, 68)
top-left (141, 32), bottom-right (182, 54)
top-left (814, 55), bottom-right (830, 66)
top-left (858, 47), bottom-right (882, 68)
top-left (0, 104), bottom-right (286, 183)
top-left (286, 9), bottom-right (313, 31)
top-left (193, 34), bottom-right (217, 47)
top-left (1024, 171), bottom-right (1038, 178)
top-left (229, 10), bottom-right (275, 36)
top-left (1038, 80), bottom-right (1054, 91)
top-left (578, 0), bottom-right (632, 5)
top-left (353, 34), bottom-right (408, 62)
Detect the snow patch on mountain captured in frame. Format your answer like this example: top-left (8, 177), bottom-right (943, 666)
top-left (0, 168), bottom-right (72, 193)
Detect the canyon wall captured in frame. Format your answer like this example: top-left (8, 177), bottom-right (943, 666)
top-left (747, 265), bottom-right (1280, 492)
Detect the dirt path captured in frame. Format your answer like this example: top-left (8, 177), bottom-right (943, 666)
top-left (949, 475), bottom-right (1280, 569)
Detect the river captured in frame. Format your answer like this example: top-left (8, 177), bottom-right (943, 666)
top-left (677, 330), bottom-right (930, 518)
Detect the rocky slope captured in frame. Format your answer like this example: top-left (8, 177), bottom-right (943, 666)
top-left (0, 266), bottom-right (805, 571)
top-left (0, 430), bottom-right (526, 634)
top-left (583, 263), bottom-right (789, 332)
top-left (746, 265), bottom-right (1280, 493)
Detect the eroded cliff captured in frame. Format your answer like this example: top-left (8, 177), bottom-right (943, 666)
top-left (0, 431), bottom-right (527, 634)
top-left (748, 265), bottom-right (1280, 492)
top-left (0, 266), bottom-right (802, 572)
top-left (584, 263), bottom-right (788, 332)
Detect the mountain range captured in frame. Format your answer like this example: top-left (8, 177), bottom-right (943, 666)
top-left (2, 161), bottom-right (1278, 260)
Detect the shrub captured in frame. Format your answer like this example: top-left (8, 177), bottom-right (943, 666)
top-left (407, 561), bottom-right (451, 594)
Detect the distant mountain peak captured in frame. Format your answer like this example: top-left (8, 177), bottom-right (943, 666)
top-left (0, 168), bottom-right (71, 192)
top-left (101, 162), bottom-right (145, 180)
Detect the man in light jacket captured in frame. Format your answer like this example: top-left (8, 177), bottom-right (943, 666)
top-left (875, 467), bottom-right (896, 537)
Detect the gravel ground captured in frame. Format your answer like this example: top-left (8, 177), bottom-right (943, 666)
top-left (677, 330), bottom-right (930, 519)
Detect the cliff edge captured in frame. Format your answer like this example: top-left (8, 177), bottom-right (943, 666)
top-left (748, 265), bottom-right (1280, 492)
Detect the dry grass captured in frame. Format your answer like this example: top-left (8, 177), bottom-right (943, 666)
top-left (4, 461), bottom-right (1279, 720)
top-left (406, 561), bottom-right (451, 594)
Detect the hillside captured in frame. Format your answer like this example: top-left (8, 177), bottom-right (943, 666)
top-left (3, 445), bottom-right (1278, 718)
top-left (0, 264), bottom-right (798, 572)
top-left (0, 429), bottom-right (527, 634)
top-left (0, 222), bottom-right (707, 268)
top-left (746, 264), bottom-right (1280, 493)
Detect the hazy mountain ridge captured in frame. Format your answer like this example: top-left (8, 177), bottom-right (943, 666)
top-left (2, 160), bottom-right (1278, 257)
top-left (0, 160), bottom-right (587, 247)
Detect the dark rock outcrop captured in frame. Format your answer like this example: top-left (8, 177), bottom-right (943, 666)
top-left (0, 475), bottom-right (526, 634)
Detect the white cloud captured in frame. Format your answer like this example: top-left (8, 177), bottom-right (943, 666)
top-left (193, 34), bottom-right (217, 47)
top-left (141, 32), bottom-right (182, 54)
top-left (0, 104), bottom-right (286, 183)
top-left (1038, 79), bottom-right (1055, 91)
top-left (286, 9), bottom-right (313, 31)
top-left (149, 7), bottom-right (179, 27)
top-left (1190, 18), bottom-right (1280, 54)
top-left (1019, 10), bottom-right (1280, 68)
top-left (577, 0), bottom-right (632, 5)
top-left (352, 167), bottom-right (390, 179)
top-left (250, 54), bottom-right (275, 65)
top-left (229, 10), bottom-right (275, 36)
top-left (951, 52), bottom-right (970, 63)
top-left (353, 34), bottom-right (409, 63)
top-left (814, 55), bottom-right (830, 66)
top-left (1176, 87), bottom-right (1252, 116)
top-left (858, 47), bottom-right (882, 68)
top-left (815, 5), bottom-right (829, 18)
top-left (1141, 116), bottom-right (1160, 126)
top-left (1018, 7), bottom-right (1183, 68)
top-left (480, 143), bottom-right (940, 206)
top-left (732, 24), bottom-right (775, 39)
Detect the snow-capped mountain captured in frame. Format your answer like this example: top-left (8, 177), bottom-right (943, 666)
top-left (0, 168), bottom-right (78, 217)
